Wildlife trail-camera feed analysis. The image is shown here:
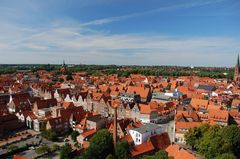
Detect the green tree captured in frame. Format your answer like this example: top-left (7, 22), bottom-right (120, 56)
top-left (70, 131), bottom-right (79, 142)
top-left (218, 125), bottom-right (240, 158)
top-left (197, 125), bottom-right (222, 159)
top-left (185, 124), bottom-right (210, 149)
top-left (115, 140), bottom-right (130, 159)
top-left (215, 153), bottom-right (237, 159)
top-left (185, 126), bottom-right (201, 149)
top-left (41, 129), bottom-right (58, 141)
top-left (80, 129), bottom-right (114, 159)
top-left (142, 150), bottom-right (168, 159)
top-left (51, 144), bottom-right (60, 152)
top-left (60, 143), bottom-right (73, 159)
top-left (7, 145), bottom-right (18, 152)
top-left (194, 125), bottom-right (240, 159)
top-left (35, 145), bottom-right (50, 155)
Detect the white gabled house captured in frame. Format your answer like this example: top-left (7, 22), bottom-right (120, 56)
top-left (129, 123), bottom-right (163, 145)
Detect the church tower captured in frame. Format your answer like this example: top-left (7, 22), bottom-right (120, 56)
top-left (60, 60), bottom-right (68, 73)
top-left (234, 55), bottom-right (240, 82)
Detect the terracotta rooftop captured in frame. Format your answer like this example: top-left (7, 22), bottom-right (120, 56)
top-left (13, 155), bottom-right (28, 159)
top-left (149, 132), bottom-right (171, 150)
top-left (130, 141), bottom-right (155, 157)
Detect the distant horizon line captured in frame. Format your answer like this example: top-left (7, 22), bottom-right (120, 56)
top-left (0, 63), bottom-right (235, 68)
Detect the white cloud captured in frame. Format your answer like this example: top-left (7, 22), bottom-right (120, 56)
top-left (0, 18), bottom-right (239, 66)
top-left (81, 0), bottom-right (225, 26)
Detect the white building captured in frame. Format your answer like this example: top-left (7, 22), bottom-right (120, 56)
top-left (129, 123), bottom-right (163, 145)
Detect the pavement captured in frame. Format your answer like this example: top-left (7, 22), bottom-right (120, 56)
top-left (0, 129), bottom-right (65, 159)
top-left (0, 131), bottom-right (41, 156)
top-left (18, 138), bottom-right (65, 159)
top-left (0, 130), bottom-right (38, 147)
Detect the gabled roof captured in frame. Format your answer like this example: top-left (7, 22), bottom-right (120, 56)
top-left (176, 110), bottom-right (199, 122)
top-left (175, 122), bottom-right (202, 133)
top-left (191, 98), bottom-right (208, 110)
top-left (62, 101), bottom-right (74, 109)
top-left (174, 148), bottom-right (196, 159)
top-left (130, 141), bottom-right (155, 157)
top-left (127, 86), bottom-right (150, 99)
top-left (110, 91), bottom-right (120, 97)
top-left (208, 109), bottom-right (229, 122)
top-left (131, 123), bottom-right (161, 134)
top-left (166, 144), bottom-right (181, 157)
top-left (86, 114), bottom-right (103, 123)
top-left (48, 116), bottom-right (67, 127)
top-left (108, 118), bottom-right (132, 133)
top-left (35, 98), bottom-right (57, 109)
top-left (127, 121), bottom-right (143, 129)
top-left (22, 111), bottom-right (36, 118)
top-left (121, 134), bottom-right (133, 144)
top-left (139, 103), bottom-right (157, 114)
top-left (80, 129), bottom-right (97, 138)
top-left (150, 132), bottom-right (171, 150)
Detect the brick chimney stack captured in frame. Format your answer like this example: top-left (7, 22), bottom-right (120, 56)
top-left (113, 106), bottom-right (117, 149)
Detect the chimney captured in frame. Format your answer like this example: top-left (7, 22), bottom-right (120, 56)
top-left (113, 106), bottom-right (117, 149)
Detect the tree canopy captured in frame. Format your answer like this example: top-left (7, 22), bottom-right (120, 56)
top-left (185, 124), bottom-right (240, 159)
top-left (70, 131), bottom-right (79, 142)
top-left (142, 150), bottom-right (168, 159)
top-left (214, 153), bottom-right (237, 159)
top-left (79, 129), bottom-right (114, 159)
top-left (185, 124), bottom-right (210, 149)
top-left (115, 140), bottom-right (130, 159)
top-left (41, 129), bottom-right (58, 141)
top-left (35, 145), bottom-right (50, 155)
top-left (60, 143), bottom-right (73, 159)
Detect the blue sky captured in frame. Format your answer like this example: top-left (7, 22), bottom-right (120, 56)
top-left (0, 0), bottom-right (239, 66)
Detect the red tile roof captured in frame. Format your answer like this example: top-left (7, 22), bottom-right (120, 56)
top-left (80, 129), bottom-right (97, 138)
top-left (174, 148), bottom-right (196, 159)
top-left (150, 133), bottom-right (171, 150)
top-left (191, 98), bottom-right (208, 110)
top-left (139, 103), bottom-right (156, 114)
top-left (166, 144), bottom-right (196, 159)
top-left (121, 134), bottom-right (133, 144)
top-left (62, 101), bottom-right (74, 109)
top-left (130, 141), bottom-right (155, 157)
top-left (175, 122), bottom-right (202, 133)
top-left (208, 109), bottom-right (229, 123)
top-left (166, 144), bottom-right (181, 157)
top-left (127, 86), bottom-right (150, 99)
top-left (13, 155), bottom-right (28, 159)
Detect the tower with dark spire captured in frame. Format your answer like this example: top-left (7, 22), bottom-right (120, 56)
top-left (60, 59), bottom-right (68, 73)
top-left (234, 55), bottom-right (240, 82)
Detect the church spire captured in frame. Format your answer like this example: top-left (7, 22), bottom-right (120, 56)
top-left (234, 54), bottom-right (240, 82)
top-left (237, 54), bottom-right (239, 67)
top-left (60, 60), bottom-right (68, 73)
